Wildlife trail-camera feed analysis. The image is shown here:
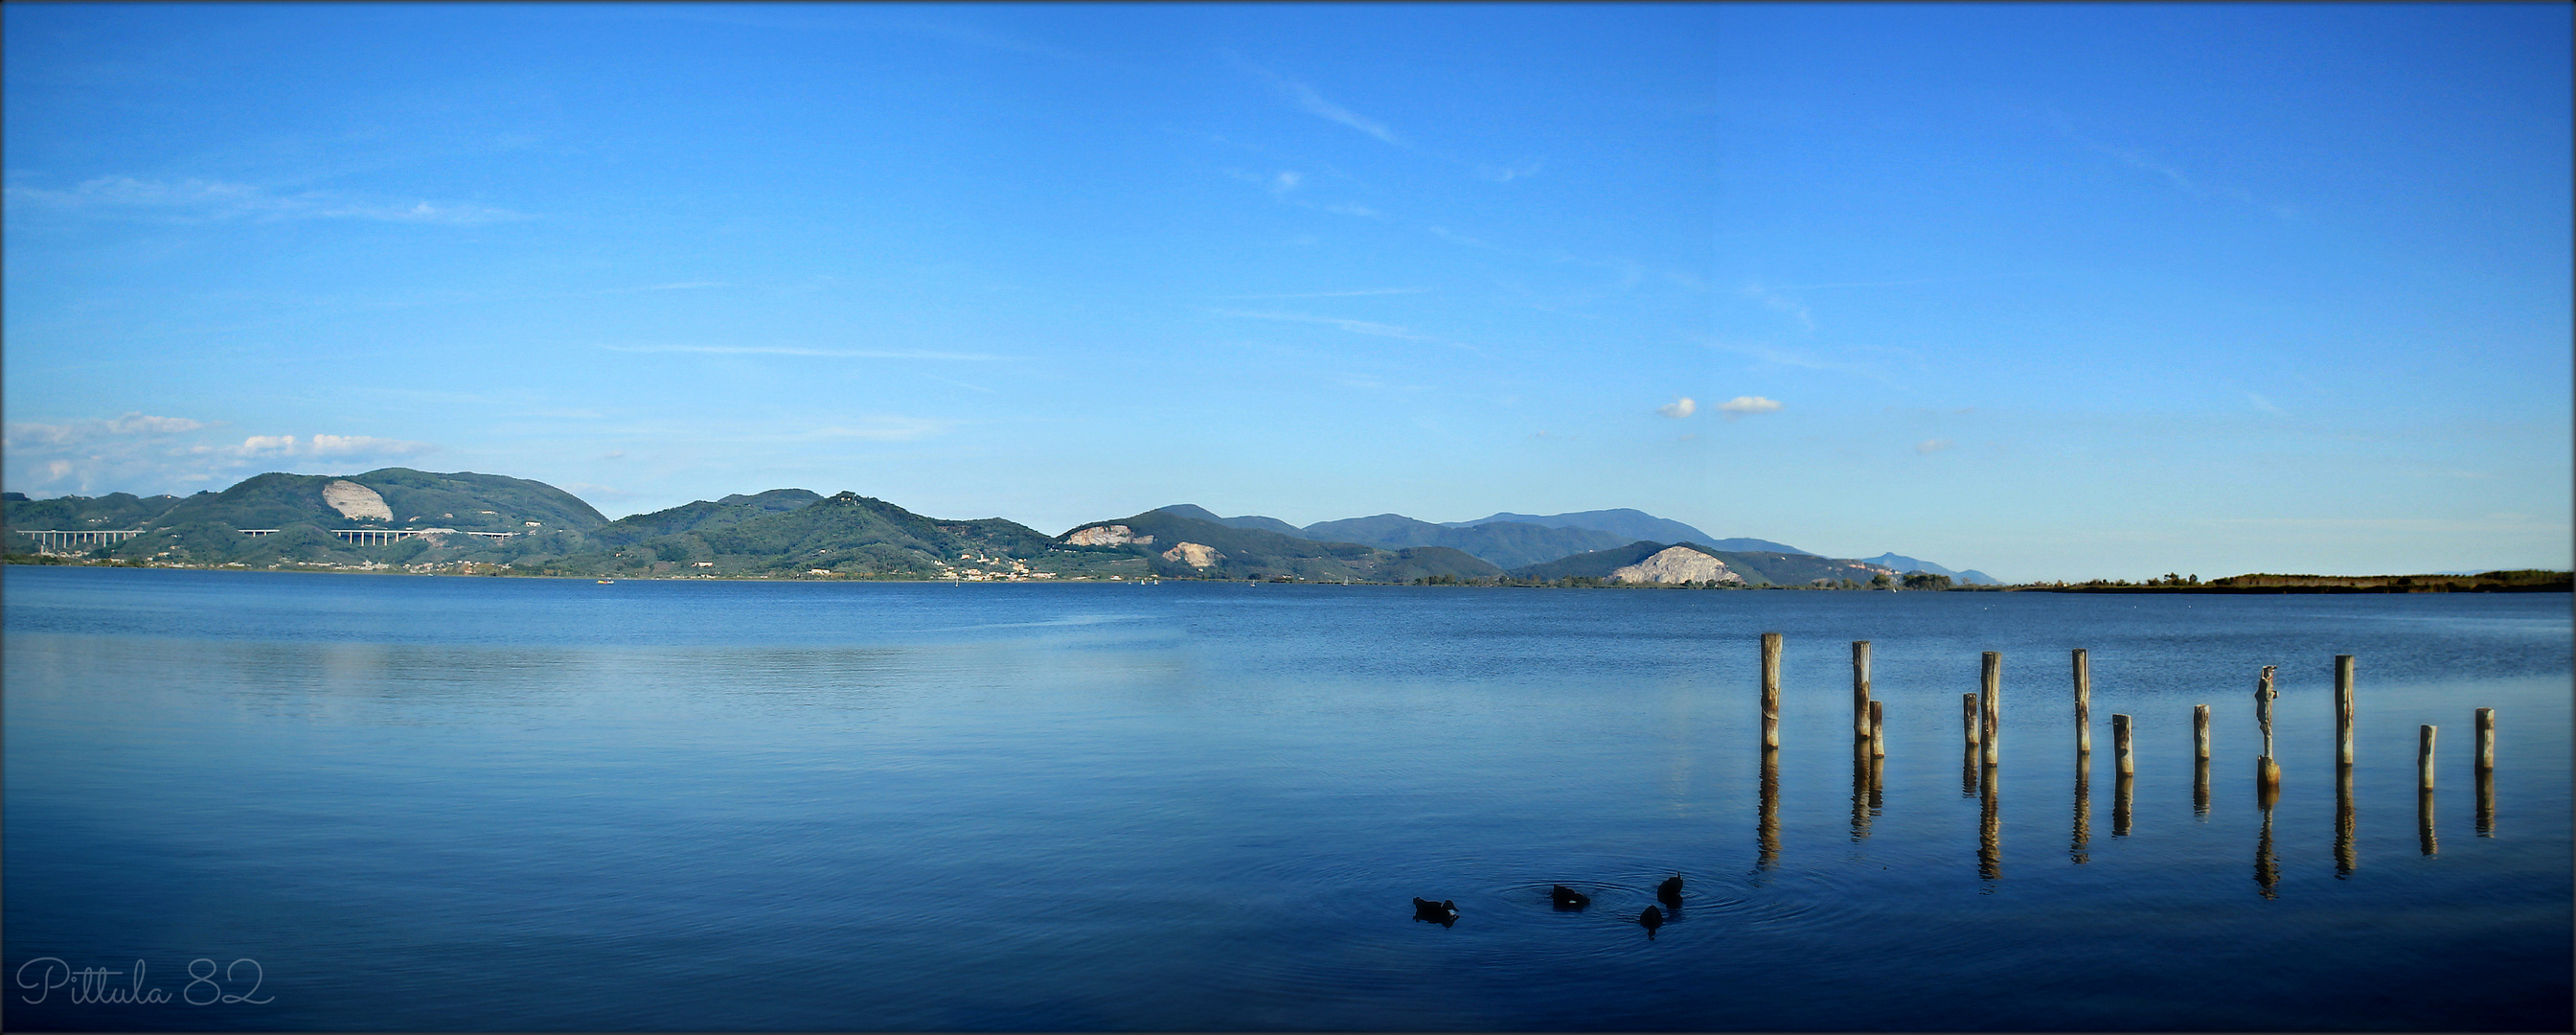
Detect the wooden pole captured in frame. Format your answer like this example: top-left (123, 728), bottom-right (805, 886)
top-left (2418, 724), bottom-right (2436, 791)
top-left (2335, 655), bottom-right (2356, 766)
top-left (2475, 766), bottom-right (2495, 838)
top-left (1850, 738), bottom-right (1873, 843)
top-left (1760, 632), bottom-right (1782, 750)
top-left (2255, 665), bottom-right (2277, 762)
top-left (2193, 756), bottom-right (2211, 816)
top-left (1980, 652), bottom-right (2002, 766)
top-left (2194, 703), bottom-right (2211, 760)
top-left (2112, 713), bottom-right (2133, 774)
top-left (2072, 648), bottom-right (2092, 754)
top-left (1962, 693), bottom-right (1981, 747)
top-left (1852, 640), bottom-right (1873, 741)
top-left (2474, 708), bottom-right (2495, 770)
top-left (1869, 700), bottom-right (1885, 758)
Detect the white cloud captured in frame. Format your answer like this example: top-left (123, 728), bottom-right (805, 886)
top-left (1657, 397), bottom-right (1697, 419)
top-left (597, 344), bottom-right (1008, 360)
top-left (215, 433), bottom-right (436, 459)
top-left (2246, 392), bottom-right (2283, 414)
top-left (5, 176), bottom-right (529, 224)
top-left (1917, 439), bottom-right (1954, 455)
top-left (1716, 396), bottom-right (1783, 418)
top-left (1212, 309), bottom-right (1440, 342)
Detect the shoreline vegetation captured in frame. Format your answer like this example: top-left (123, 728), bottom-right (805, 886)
top-left (3, 553), bottom-right (2562, 595)
top-left (5, 469), bottom-right (2565, 592)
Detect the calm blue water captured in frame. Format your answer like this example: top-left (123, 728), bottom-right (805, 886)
top-left (6, 566), bottom-right (2569, 1030)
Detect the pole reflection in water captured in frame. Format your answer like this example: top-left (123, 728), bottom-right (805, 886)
top-left (1868, 753), bottom-right (1884, 816)
top-left (1978, 764), bottom-right (2002, 882)
top-left (2335, 764), bottom-right (2358, 878)
top-left (2194, 756), bottom-right (2212, 818)
top-left (2112, 769), bottom-right (2134, 838)
top-left (2417, 788), bottom-right (2438, 857)
top-left (1756, 747), bottom-right (1781, 871)
top-left (2254, 802), bottom-right (2280, 900)
top-left (1849, 740), bottom-right (1873, 842)
top-left (2070, 750), bottom-right (2091, 864)
top-left (1961, 742), bottom-right (1980, 797)
top-left (2476, 767), bottom-right (2496, 838)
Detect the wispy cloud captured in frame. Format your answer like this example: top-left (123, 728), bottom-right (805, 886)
top-left (1738, 282), bottom-right (1815, 331)
top-left (1917, 439), bottom-right (1954, 455)
top-left (1657, 397), bottom-right (1697, 419)
top-left (5, 176), bottom-right (530, 224)
top-left (597, 344), bottom-right (1008, 361)
top-left (644, 281), bottom-right (726, 291)
top-left (5, 412), bottom-right (208, 449)
top-left (2245, 392), bottom-right (2283, 414)
top-left (1707, 339), bottom-right (1897, 383)
top-left (1211, 309), bottom-right (1461, 347)
top-left (1716, 396), bottom-right (1783, 419)
top-left (1244, 64), bottom-right (1403, 146)
top-left (798, 417), bottom-right (953, 442)
top-left (1214, 288), bottom-right (1429, 300)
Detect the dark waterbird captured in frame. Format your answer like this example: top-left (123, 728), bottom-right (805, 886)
top-left (1639, 905), bottom-right (1664, 936)
top-left (1656, 875), bottom-right (1684, 904)
top-left (1412, 897), bottom-right (1459, 926)
top-left (1550, 885), bottom-right (1590, 909)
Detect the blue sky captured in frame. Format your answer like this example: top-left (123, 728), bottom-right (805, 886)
top-left (6, 3), bottom-right (2568, 581)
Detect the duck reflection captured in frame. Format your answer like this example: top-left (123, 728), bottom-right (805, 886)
top-left (1978, 764), bottom-right (2002, 882)
top-left (2334, 764), bottom-right (2358, 877)
top-left (2070, 750), bottom-right (2092, 864)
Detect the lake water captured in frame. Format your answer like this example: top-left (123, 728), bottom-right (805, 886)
top-left (6, 565), bottom-right (2568, 1030)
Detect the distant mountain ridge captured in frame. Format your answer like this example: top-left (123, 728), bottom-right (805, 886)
top-left (6, 471), bottom-right (1995, 585)
top-left (1151, 503), bottom-right (1824, 571)
top-left (1858, 553), bottom-right (1999, 586)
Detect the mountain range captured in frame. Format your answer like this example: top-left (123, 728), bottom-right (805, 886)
top-left (3, 469), bottom-right (1997, 585)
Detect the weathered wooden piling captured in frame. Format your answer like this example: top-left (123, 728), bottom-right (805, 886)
top-left (2255, 664), bottom-right (2278, 761)
top-left (2334, 655), bottom-right (2356, 766)
top-left (2256, 759), bottom-right (2281, 810)
top-left (1760, 632), bottom-right (1783, 749)
top-left (1852, 640), bottom-right (1873, 741)
top-left (2194, 703), bottom-right (2211, 760)
top-left (2335, 763), bottom-right (2358, 876)
top-left (1980, 652), bottom-right (2002, 766)
top-left (2418, 724), bottom-right (2436, 791)
top-left (1869, 700), bottom-right (1885, 758)
top-left (2112, 713), bottom-right (2133, 775)
top-left (1962, 693), bottom-right (1981, 747)
top-left (2072, 648), bottom-right (2092, 754)
top-left (2474, 708), bottom-right (2495, 770)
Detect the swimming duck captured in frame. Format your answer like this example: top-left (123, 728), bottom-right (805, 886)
top-left (1412, 897), bottom-right (1459, 925)
top-left (1639, 905), bottom-right (1665, 935)
top-left (1657, 875), bottom-right (1684, 905)
top-left (1550, 885), bottom-right (1590, 909)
